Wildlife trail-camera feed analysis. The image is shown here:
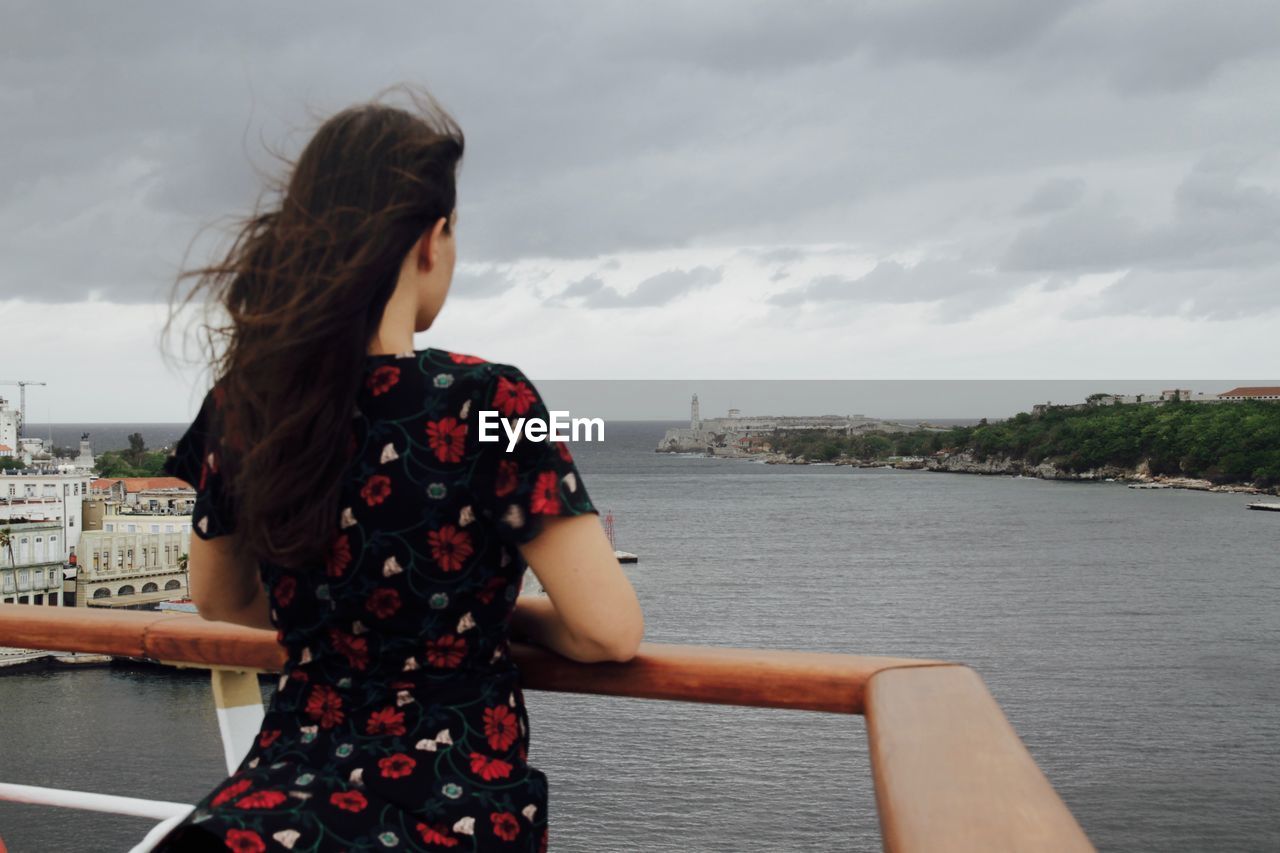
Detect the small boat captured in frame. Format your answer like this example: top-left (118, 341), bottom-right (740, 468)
top-left (1246, 501), bottom-right (1280, 512)
top-left (604, 511), bottom-right (638, 563)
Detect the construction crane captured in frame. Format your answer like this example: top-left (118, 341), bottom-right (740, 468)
top-left (0, 380), bottom-right (47, 439)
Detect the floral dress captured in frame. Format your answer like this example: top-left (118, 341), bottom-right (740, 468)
top-left (153, 348), bottom-right (596, 853)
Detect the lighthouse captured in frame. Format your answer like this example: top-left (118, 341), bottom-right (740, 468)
top-left (690, 394), bottom-right (701, 430)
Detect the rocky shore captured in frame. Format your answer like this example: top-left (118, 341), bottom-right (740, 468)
top-left (749, 449), bottom-right (1275, 495)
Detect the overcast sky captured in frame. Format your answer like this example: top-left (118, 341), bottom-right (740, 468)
top-left (2, 0), bottom-right (1278, 423)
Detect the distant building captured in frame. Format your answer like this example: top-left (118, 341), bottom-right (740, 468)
top-left (1, 470), bottom-right (93, 556)
top-left (90, 476), bottom-right (196, 513)
top-left (75, 520), bottom-right (190, 608)
top-left (658, 395), bottom-right (909, 454)
top-left (0, 396), bottom-right (18, 454)
top-left (0, 518), bottom-right (66, 605)
top-left (1218, 386), bottom-right (1280, 401)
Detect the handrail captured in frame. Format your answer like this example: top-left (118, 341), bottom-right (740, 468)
top-left (0, 603), bottom-right (1094, 852)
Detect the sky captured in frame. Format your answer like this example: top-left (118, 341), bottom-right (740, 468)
top-left (2, 0), bottom-right (1279, 423)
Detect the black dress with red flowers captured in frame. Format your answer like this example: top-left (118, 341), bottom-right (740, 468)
top-left (152, 348), bottom-right (596, 853)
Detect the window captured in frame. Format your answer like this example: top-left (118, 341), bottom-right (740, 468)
top-left (105, 524), bottom-right (114, 532)
top-left (127, 524), bottom-right (136, 533)
top-left (150, 524), bottom-right (159, 533)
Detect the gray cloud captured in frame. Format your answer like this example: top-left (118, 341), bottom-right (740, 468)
top-left (1004, 154), bottom-right (1280, 274)
top-left (1017, 177), bottom-right (1087, 216)
top-left (0, 0), bottom-right (1277, 326)
top-left (450, 267), bottom-right (517, 300)
top-left (554, 266), bottom-right (723, 309)
top-left (769, 258), bottom-right (1017, 318)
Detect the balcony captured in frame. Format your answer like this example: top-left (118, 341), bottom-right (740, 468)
top-left (0, 603), bottom-right (1093, 852)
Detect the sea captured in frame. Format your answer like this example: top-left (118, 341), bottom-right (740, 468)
top-left (2, 420), bottom-right (1278, 851)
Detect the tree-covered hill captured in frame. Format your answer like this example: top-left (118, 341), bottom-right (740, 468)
top-left (767, 400), bottom-right (1280, 487)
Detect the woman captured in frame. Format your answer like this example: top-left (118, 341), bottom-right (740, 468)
top-left (153, 88), bottom-right (644, 852)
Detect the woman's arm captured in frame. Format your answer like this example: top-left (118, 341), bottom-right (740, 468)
top-left (510, 513), bottom-right (644, 663)
top-left (187, 533), bottom-right (274, 631)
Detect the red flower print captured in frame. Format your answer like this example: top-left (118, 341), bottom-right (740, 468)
top-left (476, 576), bottom-right (508, 605)
top-left (198, 459), bottom-right (209, 491)
top-left (379, 753), bottom-right (416, 779)
top-left (426, 417), bottom-right (467, 463)
top-left (330, 790), bottom-right (368, 813)
top-left (366, 706), bottom-right (406, 736)
top-left (495, 459), bottom-right (518, 497)
top-left (469, 752), bottom-right (513, 781)
top-left (235, 790), bottom-right (287, 809)
top-left (449, 352), bottom-right (487, 365)
top-left (274, 575), bottom-right (296, 608)
top-left (258, 729), bottom-right (281, 749)
top-left (492, 811), bottom-right (520, 842)
top-left (327, 534), bottom-right (352, 577)
top-left (417, 822), bottom-right (460, 847)
top-left (365, 587), bottom-right (401, 619)
top-left (367, 364), bottom-right (401, 396)
top-left (556, 440), bottom-right (574, 463)
top-left (361, 474), bottom-right (392, 506)
top-left (493, 375), bottom-right (537, 417)
top-left (328, 628), bottom-right (369, 670)
top-left (428, 524), bottom-right (473, 571)
top-left (425, 634), bottom-right (467, 668)
top-left (225, 829), bottom-right (266, 853)
top-left (539, 827), bottom-right (548, 853)
top-left (211, 777), bottom-right (252, 807)
top-left (305, 684), bottom-right (345, 729)
top-left (530, 471), bottom-right (561, 515)
top-left (484, 705), bottom-right (519, 752)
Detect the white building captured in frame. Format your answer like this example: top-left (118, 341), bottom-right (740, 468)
top-left (0, 518), bottom-right (67, 605)
top-left (0, 470), bottom-right (92, 557)
top-left (0, 395), bottom-right (18, 454)
top-left (75, 521), bottom-right (191, 608)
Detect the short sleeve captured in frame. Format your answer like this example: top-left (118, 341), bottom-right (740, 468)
top-left (469, 363), bottom-right (597, 546)
top-left (162, 387), bottom-right (237, 540)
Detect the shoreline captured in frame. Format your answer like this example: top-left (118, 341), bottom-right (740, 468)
top-left (660, 447), bottom-right (1276, 496)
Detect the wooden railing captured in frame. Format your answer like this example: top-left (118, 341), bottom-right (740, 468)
top-left (0, 604), bottom-right (1094, 852)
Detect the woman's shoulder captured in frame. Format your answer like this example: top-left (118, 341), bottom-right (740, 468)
top-left (412, 348), bottom-right (535, 386)
top-left (362, 347), bottom-right (536, 402)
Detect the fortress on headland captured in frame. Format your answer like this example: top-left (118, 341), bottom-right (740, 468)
top-left (657, 395), bottom-right (921, 455)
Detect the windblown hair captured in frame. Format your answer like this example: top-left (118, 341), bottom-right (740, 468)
top-left (163, 86), bottom-right (464, 569)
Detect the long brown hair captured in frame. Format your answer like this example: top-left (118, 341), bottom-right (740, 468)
top-left (163, 86), bottom-right (464, 569)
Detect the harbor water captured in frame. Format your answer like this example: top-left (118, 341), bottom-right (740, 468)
top-left (1, 421), bottom-right (1278, 851)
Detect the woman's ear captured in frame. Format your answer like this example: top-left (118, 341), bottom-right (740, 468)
top-left (416, 217), bottom-right (449, 272)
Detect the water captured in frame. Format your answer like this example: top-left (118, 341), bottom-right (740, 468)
top-left (2, 421), bottom-right (1278, 851)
